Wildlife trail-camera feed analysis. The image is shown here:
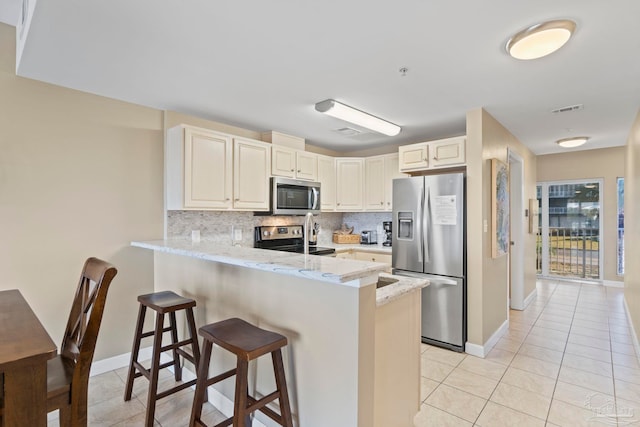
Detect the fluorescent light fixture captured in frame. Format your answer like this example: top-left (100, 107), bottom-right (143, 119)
top-left (556, 136), bottom-right (589, 148)
top-left (506, 19), bottom-right (576, 60)
top-left (314, 99), bottom-right (401, 136)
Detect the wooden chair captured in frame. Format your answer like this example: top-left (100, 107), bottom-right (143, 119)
top-left (46, 257), bottom-right (118, 427)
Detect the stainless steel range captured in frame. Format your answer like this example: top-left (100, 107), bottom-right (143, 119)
top-left (254, 225), bottom-right (335, 255)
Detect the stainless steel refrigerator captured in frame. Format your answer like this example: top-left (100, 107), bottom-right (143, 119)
top-left (392, 173), bottom-right (466, 352)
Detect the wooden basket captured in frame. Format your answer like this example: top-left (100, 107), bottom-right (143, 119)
top-left (333, 233), bottom-right (360, 244)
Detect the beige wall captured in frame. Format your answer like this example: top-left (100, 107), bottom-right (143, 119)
top-left (537, 147), bottom-right (625, 282)
top-left (466, 108), bottom-right (537, 346)
top-left (625, 111), bottom-right (640, 336)
top-left (0, 23), bottom-right (164, 360)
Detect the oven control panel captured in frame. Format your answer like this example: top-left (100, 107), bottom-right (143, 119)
top-left (255, 225), bottom-right (303, 241)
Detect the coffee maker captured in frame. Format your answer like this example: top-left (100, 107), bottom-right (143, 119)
top-left (382, 221), bottom-right (392, 247)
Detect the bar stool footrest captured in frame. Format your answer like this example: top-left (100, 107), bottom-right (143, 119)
top-left (205, 368), bottom-right (237, 387)
top-left (155, 378), bottom-right (197, 400)
top-left (248, 393), bottom-right (284, 423)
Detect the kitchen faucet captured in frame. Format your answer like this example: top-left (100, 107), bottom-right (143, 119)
top-left (304, 211), bottom-right (314, 255)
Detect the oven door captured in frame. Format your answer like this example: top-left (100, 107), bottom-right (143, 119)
top-left (272, 177), bottom-right (321, 215)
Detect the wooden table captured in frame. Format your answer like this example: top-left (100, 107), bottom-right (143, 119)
top-left (0, 289), bottom-right (57, 427)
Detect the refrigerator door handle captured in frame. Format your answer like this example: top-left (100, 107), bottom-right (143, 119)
top-left (417, 187), bottom-right (424, 263)
top-left (423, 187), bottom-right (430, 263)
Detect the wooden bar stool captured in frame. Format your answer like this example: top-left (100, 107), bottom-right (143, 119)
top-left (124, 291), bottom-right (201, 427)
top-left (190, 318), bottom-right (293, 427)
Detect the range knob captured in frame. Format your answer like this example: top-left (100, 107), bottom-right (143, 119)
top-left (263, 230), bottom-right (270, 237)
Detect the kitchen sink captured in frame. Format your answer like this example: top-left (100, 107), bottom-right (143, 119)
top-left (376, 276), bottom-right (399, 289)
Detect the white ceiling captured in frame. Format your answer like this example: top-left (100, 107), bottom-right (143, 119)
top-left (3, 0), bottom-right (640, 154)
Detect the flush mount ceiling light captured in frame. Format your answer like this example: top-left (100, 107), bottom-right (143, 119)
top-left (556, 136), bottom-right (589, 148)
top-left (314, 99), bottom-right (401, 136)
top-left (506, 19), bottom-right (576, 60)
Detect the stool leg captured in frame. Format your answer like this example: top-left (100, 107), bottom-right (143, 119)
top-left (124, 304), bottom-right (146, 401)
top-left (169, 311), bottom-right (182, 381)
top-left (272, 350), bottom-right (294, 427)
top-left (233, 359), bottom-right (252, 427)
top-left (189, 339), bottom-right (213, 427)
top-left (145, 311), bottom-right (165, 427)
top-left (186, 308), bottom-right (207, 401)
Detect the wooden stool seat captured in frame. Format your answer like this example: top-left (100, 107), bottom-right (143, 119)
top-left (124, 291), bottom-right (201, 427)
top-left (190, 318), bottom-right (293, 427)
top-left (200, 318), bottom-right (288, 361)
top-left (137, 290), bottom-right (196, 313)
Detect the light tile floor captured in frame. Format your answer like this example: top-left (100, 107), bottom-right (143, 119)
top-left (48, 279), bottom-right (638, 426)
top-left (416, 279), bottom-right (640, 427)
top-left (47, 362), bottom-right (227, 427)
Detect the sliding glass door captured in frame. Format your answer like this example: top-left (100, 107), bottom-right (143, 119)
top-left (536, 180), bottom-right (602, 280)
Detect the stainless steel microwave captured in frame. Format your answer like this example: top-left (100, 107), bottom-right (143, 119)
top-left (269, 177), bottom-right (321, 215)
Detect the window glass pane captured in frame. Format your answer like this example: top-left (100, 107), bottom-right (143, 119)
top-left (618, 177), bottom-right (624, 275)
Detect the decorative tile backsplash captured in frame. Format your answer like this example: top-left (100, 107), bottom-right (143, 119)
top-left (166, 211), bottom-right (392, 246)
top-left (167, 211), bottom-right (343, 246)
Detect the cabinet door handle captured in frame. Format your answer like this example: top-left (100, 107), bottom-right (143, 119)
top-left (433, 156), bottom-right (438, 161)
top-left (337, 203), bottom-right (341, 206)
top-left (235, 198), bottom-right (239, 201)
top-left (297, 169), bottom-right (301, 173)
top-left (225, 198), bottom-right (230, 201)
top-left (290, 169), bottom-right (295, 172)
top-left (380, 202), bottom-right (384, 205)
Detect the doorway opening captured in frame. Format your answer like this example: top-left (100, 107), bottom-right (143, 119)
top-left (536, 180), bottom-right (603, 280)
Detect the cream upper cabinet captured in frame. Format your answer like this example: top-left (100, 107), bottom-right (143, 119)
top-left (366, 153), bottom-right (406, 211)
top-left (166, 125), bottom-right (233, 210)
top-left (430, 136), bottom-right (466, 168)
top-left (399, 136), bottom-right (466, 172)
top-left (365, 156), bottom-right (386, 210)
top-left (271, 146), bottom-right (296, 178)
top-left (398, 142), bottom-right (429, 172)
top-left (317, 154), bottom-right (336, 211)
top-left (296, 151), bottom-right (318, 181)
top-left (271, 146), bottom-right (318, 181)
top-left (335, 158), bottom-right (364, 211)
top-left (384, 153), bottom-right (406, 210)
top-left (233, 137), bottom-right (271, 211)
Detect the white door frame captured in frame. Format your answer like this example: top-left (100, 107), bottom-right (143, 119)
top-left (508, 149), bottom-right (525, 310)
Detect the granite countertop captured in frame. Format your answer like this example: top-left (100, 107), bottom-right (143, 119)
top-left (131, 239), bottom-right (388, 287)
top-left (375, 273), bottom-right (429, 307)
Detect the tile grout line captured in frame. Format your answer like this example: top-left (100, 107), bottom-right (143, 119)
top-left (471, 280), bottom-right (560, 425)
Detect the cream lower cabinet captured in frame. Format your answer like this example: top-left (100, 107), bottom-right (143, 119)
top-left (354, 251), bottom-right (392, 264)
top-left (166, 125), bottom-right (233, 210)
top-left (318, 154), bottom-right (336, 211)
top-left (336, 158), bottom-right (364, 211)
top-left (233, 137), bottom-right (271, 210)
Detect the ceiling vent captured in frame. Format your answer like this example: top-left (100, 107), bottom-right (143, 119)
top-left (551, 104), bottom-right (583, 114)
top-left (333, 127), bottom-right (363, 137)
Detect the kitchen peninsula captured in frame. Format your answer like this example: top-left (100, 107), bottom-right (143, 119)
top-left (131, 239), bottom-right (426, 427)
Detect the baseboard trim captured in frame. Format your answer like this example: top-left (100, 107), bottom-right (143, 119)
top-left (465, 318), bottom-right (509, 358)
top-left (90, 346), bottom-right (153, 377)
top-left (523, 288), bottom-right (538, 308)
top-left (604, 280), bottom-right (624, 288)
top-left (623, 296), bottom-right (640, 362)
